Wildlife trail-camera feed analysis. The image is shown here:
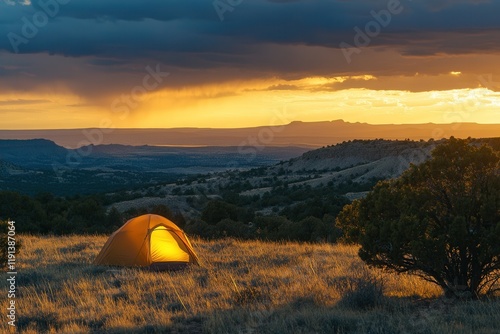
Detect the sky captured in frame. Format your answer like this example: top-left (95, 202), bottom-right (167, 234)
top-left (0, 0), bottom-right (499, 129)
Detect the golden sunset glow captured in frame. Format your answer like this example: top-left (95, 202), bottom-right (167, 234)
top-left (1, 1), bottom-right (499, 130)
top-left (2, 76), bottom-right (499, 129)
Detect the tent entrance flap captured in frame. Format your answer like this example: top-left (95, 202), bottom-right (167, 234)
top-left (150, 227), bottom-right (190, 263)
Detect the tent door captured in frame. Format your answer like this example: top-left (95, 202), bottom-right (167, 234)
top-left (150, 226), bottom-right (190, 263)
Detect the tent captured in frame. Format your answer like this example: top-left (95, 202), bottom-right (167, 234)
top-left (94, 214), bottom-right (200, 270)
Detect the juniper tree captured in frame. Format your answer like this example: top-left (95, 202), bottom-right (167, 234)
top-left (337, 138), bottom-right (500, 298)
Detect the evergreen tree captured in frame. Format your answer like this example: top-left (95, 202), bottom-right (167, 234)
top-left (337, 138), bottom-right (500, 298)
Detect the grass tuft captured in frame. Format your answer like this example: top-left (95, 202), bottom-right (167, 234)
top-left (17, 312), bottom-right (59, 332)
top-left (338, 275), bottom-right (385, 310)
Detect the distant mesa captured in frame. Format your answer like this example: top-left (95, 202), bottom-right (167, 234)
top-left (0, 120), bottom-right (498, 149)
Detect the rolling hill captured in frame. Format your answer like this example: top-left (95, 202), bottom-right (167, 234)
top-left (106, 137), bottom-right (499, 219)
top-left (0, 139), bottom-right (309, 195)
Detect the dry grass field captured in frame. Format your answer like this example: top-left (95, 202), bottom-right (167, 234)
top-left (2, 235), bottom-right (500, 333)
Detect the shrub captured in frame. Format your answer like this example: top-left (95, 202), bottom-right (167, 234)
top-left (337, 138), bottom-right (500, 298)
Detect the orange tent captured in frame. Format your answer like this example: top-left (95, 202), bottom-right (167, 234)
top-left (94, 214), bottom-right (199, 269)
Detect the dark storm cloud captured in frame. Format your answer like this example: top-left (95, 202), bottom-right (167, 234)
top-left (0, 0), bottom-right (499, 95)
top-left (2, 0), bottom-right (499, 56)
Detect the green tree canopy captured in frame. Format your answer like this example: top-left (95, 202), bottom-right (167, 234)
top-left (337, 138), bottom-right (500, 298)
top-left (201, 200), bottom-right (253, 225)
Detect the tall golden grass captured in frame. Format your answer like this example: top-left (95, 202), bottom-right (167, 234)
top-left (2, 235), bottom-right (499, 333)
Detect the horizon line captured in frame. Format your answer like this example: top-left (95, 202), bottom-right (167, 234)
top-left (1, 119), bottom-right (499, 131)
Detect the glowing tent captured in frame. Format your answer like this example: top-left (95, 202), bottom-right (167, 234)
top-left (94, 214), bottom-right (199, 270)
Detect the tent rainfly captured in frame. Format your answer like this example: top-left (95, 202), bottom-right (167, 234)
top-left (94, 214), bottom-right (199, 270)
